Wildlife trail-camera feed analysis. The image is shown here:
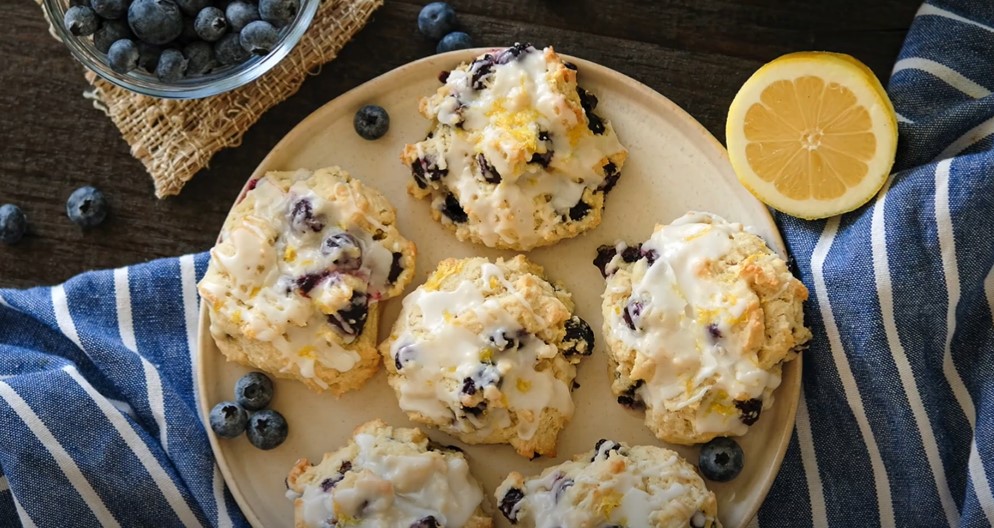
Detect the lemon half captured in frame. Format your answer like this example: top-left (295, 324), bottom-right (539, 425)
top-left (726, 52), bottom-right (898, 219)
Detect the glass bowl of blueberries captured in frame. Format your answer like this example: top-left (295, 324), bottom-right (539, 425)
top-left (43, 0), bottom-right (318, 99)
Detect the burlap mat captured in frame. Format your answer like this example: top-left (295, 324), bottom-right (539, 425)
top-left (39, 0), bottom-right (382, 197)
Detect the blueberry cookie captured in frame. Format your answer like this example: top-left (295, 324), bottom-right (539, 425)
top-left (401, 43), bottom-right (628, 250)
top-left (380, 255), bottom-right (593, 458)
top-left (199, 167), bottom-right (416, 395)
top-left (596, 212), bottom-right (811, 444)
top-left (496, 439), bottom-right (719, 528)
top-left (286, 420), bottom-right (492, 528)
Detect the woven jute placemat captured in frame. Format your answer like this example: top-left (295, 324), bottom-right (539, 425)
top-left (39, 0), bottom-right (382, 197)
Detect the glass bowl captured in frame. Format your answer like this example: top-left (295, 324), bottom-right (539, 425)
top-left (41, 0), bottom-right (319, 99)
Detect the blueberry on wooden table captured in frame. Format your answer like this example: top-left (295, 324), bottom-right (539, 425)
top-left (240, 20), bottom-right (279, 55)
top-left (259, 0), bottom-right (299, 28)
top-left (225, 1), bottom-right (260, 32)
top-left (437, 31), bottom-right (472, 54)
top-left (234, 371), bottom-right (274, 411)
top-left (353, 105), bottom-right (390, 140)
top-left (127, 0), bottom-right (184, 45)
top-left (0, 204), bottom-right (27, 245)
top-left (698, 436), bottom-right (744, 482)
top-left (64, 5), bottom-right (100, 36)
top-left (66, 186), bottom-right (109, 228)
top-left (194, 6), bottom-right (228, 42)
top-left (246, 409), bottom-right (288, 450)
top-left (418, 2), bottom-right (457, 40)
top-left (209, 401), bottom-right (248, 438)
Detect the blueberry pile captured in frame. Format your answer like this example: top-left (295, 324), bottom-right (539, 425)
top-left (417, 2), bottom-right (473, 54)
top-left (63, 0), bottom-right (300, 81)
top-left (209, 371), bottom-right (289, 450)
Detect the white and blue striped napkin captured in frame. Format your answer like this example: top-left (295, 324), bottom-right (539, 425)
top-left (1, 1), bottom-right (993, 526)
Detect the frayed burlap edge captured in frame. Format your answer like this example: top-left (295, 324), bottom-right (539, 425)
top-left (38, 0), bottom-right (383, 198)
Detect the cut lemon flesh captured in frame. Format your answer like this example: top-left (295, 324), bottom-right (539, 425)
top-left (726, 52), bottom-right (898, 219)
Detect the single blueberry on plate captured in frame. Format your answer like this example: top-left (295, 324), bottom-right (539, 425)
top-left (417, 2), bottom-right (457, 40)
top-left (436, 31), bottom-right (472, 53)
top-left (259, 0), bottom-right (298, 28)
top-left (698, 436), bottom-right (744, 482)
top-left (127, 0), bottom-right (184, 45)
top-left (225, 0), bottom-right (260, 32)
top-left (93, 19), bottom-right (133, 53)
top-left (209, 401), bottom-right (248, 438)
top-left (0, 204), bottom-right (27, 245)
top-left (64, 5), bottom-right (100, 37)
top-left (353, 104), bottom-right (390, 140)
top-left (155, 48), bottom-right (188, 82)
top-left (215, 32), bottom-right (250, 64)
top-left (246, 409), bottom-right (288, 450)
top-left (240, 20), bottom-right (279, 55)
top-left (91, 0), bottom-right (128, 20)
top-left (235, 371), bottom-right (274, 411)
top-left (107, 39), bottom-right (140, 73)
top-left (184, 40), bottom-right (217, 75)
top-left (194, 6), bottom-right (229, 42)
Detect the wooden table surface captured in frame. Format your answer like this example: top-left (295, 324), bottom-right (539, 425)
top-left (0, 0), bottom-right (919, 288)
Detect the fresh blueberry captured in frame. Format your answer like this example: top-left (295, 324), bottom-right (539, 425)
top-left (93, 19), bottom-right (133, 53)
top-left (436, 31), bottom-right (471, 53)
top-left (258, 0), bottom-right (298, 28)
top-left (65, 5), bottom-right (100, 36)
top-left (0, 204), bottom-right (27, 245)
top-left (498, 487), bottom-right (524, 523)
top-left (698, 437), bottom-right (744, 482)
top-left (184, 40), bottom-right (217, 74)
top-left (177, 15), bottom-right (199, 44)
top-left (235, 371), bottom-right (274, 410)
top-left (353, 104), bottom-right (390, 140)
top-left (128, 0), bottom-right (184, 45)
top-left (246, 409), bottom-right (288, 450)
top-left (136, 42), bottom-right (163, 72)
top-left (154, 48), bottom-right (187, 82)
top-left (107, 38), bottom-right (139, 73)
top-left (214, 32), bottom-right (250, 64)
top-left (239, 20), bottom-right (278, 55)
top-left (66, 186), bottom-right (109, 228)
top-left (91, 0), bottom-right (127, 20)
top-left (195, 6), bottom-right (229, 42)
top-left (209, 401), bottom-right (248, 438)
top-left (417, 2), bottom-right (457, 40)
top-left (225, 0), bottom-right (260, 32)
top-left (174, 0), bottom-right (209, 17)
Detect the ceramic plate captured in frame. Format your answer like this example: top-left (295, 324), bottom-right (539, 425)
top-left (196, 48), bottom-right (800, 528)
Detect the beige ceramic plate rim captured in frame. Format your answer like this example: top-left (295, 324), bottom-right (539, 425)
top-left (196, 48), bottom-right (800, 528)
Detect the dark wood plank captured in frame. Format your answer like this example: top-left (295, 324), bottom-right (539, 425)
top-left (0, 0), bottom-right (918, 288)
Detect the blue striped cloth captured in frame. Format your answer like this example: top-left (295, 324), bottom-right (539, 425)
top-left (1, 1), bottom-right (993, 526)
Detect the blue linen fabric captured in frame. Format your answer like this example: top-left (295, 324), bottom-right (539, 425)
top-left (1, 1), bottom-right (993, 526)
